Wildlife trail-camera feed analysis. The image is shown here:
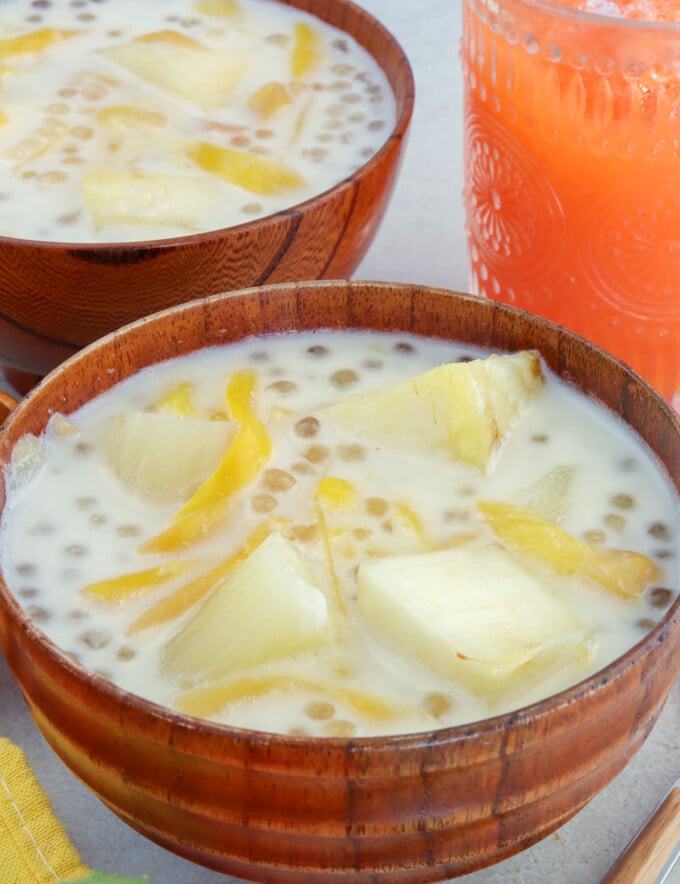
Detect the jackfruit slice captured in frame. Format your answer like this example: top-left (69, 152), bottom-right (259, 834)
top-left (320, 351), bottom-right (544, 471)
top-left (81, 559), bottom-right (193, 604)
top-left (162, 532), bottom-right (336, 682)
top-left (478, 501), bottom-right (659, 599)
top-left (291, 21), bottom-right (323, 78)
top-left (185, 140), bottom-right (306, 194)
top-left (0, 28), bottom-right (80, 61)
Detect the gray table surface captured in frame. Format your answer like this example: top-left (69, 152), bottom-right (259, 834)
top-left (2, 1), bottom-right (679, 882)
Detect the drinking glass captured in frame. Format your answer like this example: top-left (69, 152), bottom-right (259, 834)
top-left (461, 0), bottom-right (680, 406)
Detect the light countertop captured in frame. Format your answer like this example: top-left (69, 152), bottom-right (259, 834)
top-left (2, 1), bottom-right (679, 882)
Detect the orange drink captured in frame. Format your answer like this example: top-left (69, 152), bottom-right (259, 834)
top-left (462, 0), bottom-right (680, 406)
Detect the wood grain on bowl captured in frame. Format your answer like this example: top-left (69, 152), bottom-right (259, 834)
top-left (0, 282), bottom-right (678, 883)
top-left (0, 0), bottom-right (414, 379)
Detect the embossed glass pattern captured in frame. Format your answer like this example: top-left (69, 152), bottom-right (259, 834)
top-left (462, 0), bottom-right (680, 406)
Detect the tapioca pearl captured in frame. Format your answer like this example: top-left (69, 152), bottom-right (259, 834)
top-left (655, 549), bottom-right (673, 560)
top-left (363, 357), bottom-right (382, 369)
top-left (79, 628), bottom-right (111, 650)
top-left (292, 461), bottom-right (315, 475)
top-left (332, 63), bottom-right (355, 76)
top-left (76, 12), bottom-right (96, 21)
top-left (381, 519), bottom-right (393, 534)
top-left (68, 608), bottom-right (88, 621)
top-left (88, 513), bottom-right (107, 527)
top-left (106, 29), bottom-right (123, 37)
top-left (332, 38), bottom-right (349, 53)
top-left (423, 691), bottom-right (453, 719)
top-left (646, 586), bottom-right (674, 609)
top-left (255, 128), bottom-right (275, 140)
top-left (262, 468), bottom-right (296, 493)
top-left (368, 120), bottom-right (386, 132)
top-left (70, 0), bottom-right (87, 7)
top-left (27, 604), bottom-right (50, 623)
top-left (330, 369), bottom-right (359, 390)
top-left (636, 617), bottom-right (656, 631)
top-left (531, 433), bottom-right (549, 444)
top-left (603, 513), bottom-right (626, 531)
top-left (583, 529), bottom-right (606, 544)
top-left (180, 16), bottom-right (201, 27)
top-left (82, 83), bottom-right (108, 101)
top-left (39, 170), bottom-right (69, 186)
top-left (26, 13), bottom-right (43, 22)
top-left (28, 520), bottom-right (54, 536)
top-left (329, 80), bottom-right (352, 92)
top-left (648, 521), bottom-right (671, 541)
top-left (71, 126), bottom-right (94, 140)
top-left (326, 104), bottom-right (345, 117)
top-left (57, 211), bottom-right (81, 226)
top-left (611, 493), bottom-right (635, 510)
top-left (230, 134), bottom-right (251, 148)
top-left (22, 170), bottom-right (37, 180)
top-left (340, 132), bottom-right (354, 145)
top-left (268, 380), bottom-right (297, 396)
top-left (294, 416), bottom-right (320, 439)
top-left (323, 719), bottom-right (357, 737)
top-left (365, 497), bottom-right (388, 518)
top-left (75, 496), bottom-right (97, 511)
top-left (288, 524), bottom-right (318, 543)
top-left (303, 444), bottom-right (329, 464)
top-left (458, 484), bottom-right (477, 497)
top-left (443, 508), bottom-right (471, 522)
top-left (64, 543), bottom-right (87, 558)
top-left (352, 527), bottom-right (372, 541)
top-left (32, 1), bottom-right (52, 8)
top-left (337, 443), bottom-right (365, 462)
top-left (304, 700), bottom-right (334, 721)
top-left (117, 524), bottom-right (142, 539)
top-left (266, 32), bottom-right (290, 46)
top-left (251, 493), bottom-right (277, 514)
top-left (369, 94), bottom-right (384, 105)
top-left (250, 145), bottom-right (270, 157)
top-left (16, 563), bottom-right (37, 577)
top-left (18, 587), bottom-right (39, 600)
top-left (307, 345), bottom-right (330, 357)
top-left (618, 458), bottom-right (637, 472)
top-left (59, 87), bottom-right (78, 99)
top-left (324, 119), bottom-right (343, 131)
top-left (287, 727), bottom-right (308, 736)
top-left (249, 350), bottom-right (269, 362)
top-left (116, 645), bottom-right (136, 661)
top-left (359, 146), bottom-right (375, 159)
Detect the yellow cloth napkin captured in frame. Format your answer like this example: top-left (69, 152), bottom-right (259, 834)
top-left (0, 737), bottom-right (146, 884)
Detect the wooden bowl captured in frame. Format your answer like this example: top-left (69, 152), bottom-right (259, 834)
top-left (0, 0), bottom-right (414, 383)
top-left (0, 281), bottom-right (678, 883)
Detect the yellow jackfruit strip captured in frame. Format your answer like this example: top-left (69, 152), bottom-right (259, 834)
top-left (185, 140), bottom-right (305, 195)
top-left (316, 476), bottom-right (357, 509)
top-left (81, 559), bottom-right (193, 604)
top-left (174, 672), bottom-right (413, 721)
top-left (0, 28), bottom-right (80, 60)
top-left (97, 104), bottom-right (167, 129)
top-left (138, 496), bottom-right (232, 554)
top-left (249, 81), bottom-right (292, 118)
top-left (478, 501), bottom-right (659, 599)
top-left (139, 371), bottom-right (271, 552)
top-left (155, 381), bottom-right (196, 416)
top-left (291, 21), bottom-right (323, 78)
top-left (128, 516), bottom-right (291, 633)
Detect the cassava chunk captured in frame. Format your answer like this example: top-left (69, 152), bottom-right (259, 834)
top-left (162, 532), bottom-right (335, 682)
top-left (83, 169), bottom-right (219, 231)
top-left (321, 351), bottom-right (544, 471)
top-left (100, 31), bottom-right (246, 110)
top-left (357, 542), bottom-right (587, 698)
top-left (105, 410), bottom-right (233, 504)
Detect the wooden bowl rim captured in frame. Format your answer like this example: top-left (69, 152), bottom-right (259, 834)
top-left (0, 0), bottom-right (415, 252)
top-left (1, 280), bottom-right (678, 753)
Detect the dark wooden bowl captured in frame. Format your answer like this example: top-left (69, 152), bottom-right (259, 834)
top-left (0, 0), bottom-right (414, 382)
top-left (0, 281), bottom-right (678, 883)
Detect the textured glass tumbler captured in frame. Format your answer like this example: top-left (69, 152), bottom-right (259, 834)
top-left (462, 0), bottom-right (680, 406)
